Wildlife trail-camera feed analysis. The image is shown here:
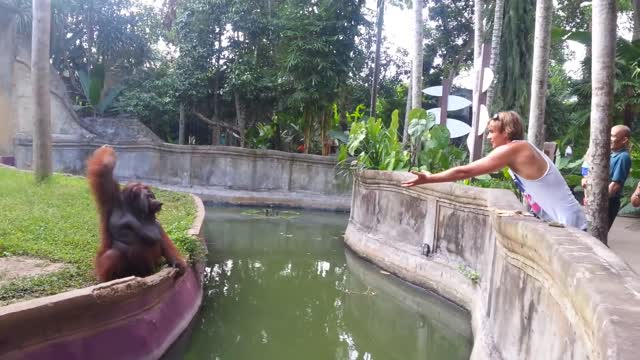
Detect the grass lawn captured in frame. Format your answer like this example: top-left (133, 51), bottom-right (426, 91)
top-left (0, 166), bottom-right (201, 305)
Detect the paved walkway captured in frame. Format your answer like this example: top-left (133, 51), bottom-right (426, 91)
top-left (609, 216), bottom-right (640, 274)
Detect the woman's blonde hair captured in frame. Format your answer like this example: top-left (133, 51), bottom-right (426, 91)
top-left (489, 111), bottom-right (524, 141)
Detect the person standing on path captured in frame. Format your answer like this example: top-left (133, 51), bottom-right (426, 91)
top-left (581, 125), bottom-right (632, 230)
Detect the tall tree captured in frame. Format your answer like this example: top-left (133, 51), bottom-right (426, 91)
top-left (422, 0), bottom-right (473, 128)
top-left (32, 0), bottom-right (52, 181)
top-left (411, 0), bottom-right (423, 109)
top-left (491, 0), bottom-right (535, 118)
top-left (633, 0), bottom-right (640, 41)
top-left (469, 0), bottom-right (484, 162)
top-left (279, 0), bottom-right (365, 153)
top-left (178, 103), bottom-right (185, 145)
top-left (527, 0), bottom-right (552, 150)
top-left (485, 0), bottom-right (505, 111)
top-left (403, 71), bottom-right (412, 146)
top-left (370, 0), bottom-right (384, 119)
top-left (587, 0), bottom-right (616, 244)
top-left (473, 0), bottom-right (483, 61)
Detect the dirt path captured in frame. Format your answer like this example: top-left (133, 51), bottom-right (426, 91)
top-left (609, 216), bottom-right (640, 274)
top-left (0, 256), bottom-right (66, 287)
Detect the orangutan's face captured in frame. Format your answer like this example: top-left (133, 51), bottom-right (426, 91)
top-left (124, 183), bottom-right (162, 216)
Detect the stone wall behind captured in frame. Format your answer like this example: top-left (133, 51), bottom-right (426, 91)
top-left (14, 137), bottom-right (351, 197)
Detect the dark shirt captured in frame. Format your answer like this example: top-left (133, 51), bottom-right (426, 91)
top-left (610, 149), bottom-right (631, 199)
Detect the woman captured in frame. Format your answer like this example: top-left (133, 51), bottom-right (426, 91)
top-left (402, 111), bottom-right (587, 230)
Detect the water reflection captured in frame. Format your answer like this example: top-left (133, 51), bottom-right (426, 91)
top-left (162, 207), bottom-right (472, 360)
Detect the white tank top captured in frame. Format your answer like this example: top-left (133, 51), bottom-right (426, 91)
top-left (507, 142), bottom-right (587, 230)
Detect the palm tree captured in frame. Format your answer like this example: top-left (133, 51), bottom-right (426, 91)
top-left (485, 0), bottom-right (505, 111)
top-left (527, 0), bottom-right (553, 150)
top-left (179, 103), bottom-right (185, 145)
top-left (370, 0), bottom-right (385, 119)
top-left (473, 0), bottom-right (483, 61)
top-left (587, 0), bottom-right (616, 244)
top-left (403, 68), bottom-right (412, 146)
top-left (411, 0), bottom-right (423, 109)
top-left (491, 0), bottom-right (535, 118)
top-left (32, 0), bottom-right (52, 181)
top-left (633, 0), bottom-right (640, 41)
top-left (469, 0), bottom-right (484, 162)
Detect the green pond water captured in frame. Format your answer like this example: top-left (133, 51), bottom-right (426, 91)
top-left (163, 206), bottom-right (473, 360)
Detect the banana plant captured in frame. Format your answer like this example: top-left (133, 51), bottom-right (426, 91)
top-left (337, 109), bottom-right (409, 171)
top-left (407, 108), bottom-right (466, 173)
top-left (77, 63), bottom-right (124, 116)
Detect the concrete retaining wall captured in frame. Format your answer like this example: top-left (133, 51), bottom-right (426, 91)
top-left (0, 195), bottom-right (207, 360)
top-left (345, 170), bottom-right (640, 360)
top-left (14, 137), bottom-right (352, 202)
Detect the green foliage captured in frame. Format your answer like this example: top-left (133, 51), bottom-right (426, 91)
top-left (620, 145), bottom-right (640, 209)
top-left (247, 122), bottom-right (277, 149)
top-left (406, 109), bottom-right (466, 173)
top-left (117, 62), bottom-right (186, 142)
top-left (0, 167), bottom-right (199, 304)
top-left (458, 264), bottom-right (480, 284)
top-left (491, 0), bottom-right (535, 116)
top-left (423, 0), bottom-right (473, 82)
top-left (554, 150), bottom-right (584, 188)
top-left (548, 35), bottom-right (640, 157)
top-left (466, 167), bottom-right (520, 199)
top-left (337, 106), bottom-right (467, 174)
top-left (338, 110), bottom-right (409, 171)
top-left (76, 64), bottom-right (123, 116)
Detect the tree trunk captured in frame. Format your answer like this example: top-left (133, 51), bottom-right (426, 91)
top-left (469, 0), bottom-right (485, 162)
top-left (211, 126), bottom-right (221, 145)
top-left (234, 90), bottom-right (246, 148)
top-left (32, 0), bottom-right (52, 181)
top-left (86, 0), bottom-right (94, 67)
top-left (527, 0), bottom-right (553, 150)
top-left (303, 111), bottom-right (311, 154)
top-left (273, 119), bottom-right (281, 151)
top-left (321, 110), bottom-right (329, 156)
top-left (178, 103), bottom-right (185, 145)
top-left (587, 0), bottom-right (616, 245)
top-left (633, 0), bottom-right (640, 41)
top-left (411, 0), bottom-right (423, 109)
top-left (470, 44), bottom-right (486, 162)
top-left (473, 0), bottom-right (484, 63)
top-left (212, 72), bottom-right (221, 145)
top-left (439, 75), bottom-right (451, 128)
top-left (485, 0), bottom-right (505, 111)
top-left (370, 0), bottom-right (385, 119)
top-left (403, 71), bottom-right (412, 147)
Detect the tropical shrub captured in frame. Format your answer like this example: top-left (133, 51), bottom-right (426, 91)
top-left (337, 109), bottom-right (409, 171)
top-left (406, 108), bottom-right (466, 173)
top-left (337, 107), bottom-right (467, 173)
top-left (76, 64), bottom-right (124, 117)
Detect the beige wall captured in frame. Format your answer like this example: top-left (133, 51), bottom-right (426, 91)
top-left (13, 44), bottom-right (91, 137)
top-left (0, 19), bottom-right (91, 156)
top-left (0, 9), bottom-right (17, 155)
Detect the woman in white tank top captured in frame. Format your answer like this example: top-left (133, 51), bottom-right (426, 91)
top-left (402, 111), bottom-right (587, 230)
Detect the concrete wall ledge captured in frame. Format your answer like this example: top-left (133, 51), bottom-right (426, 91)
top-left (0, 195), bottom-right (207, 360)
top-left (14, 137), bottom-right (352, 204)
top-left (345, 170), bottom-right (640, 360)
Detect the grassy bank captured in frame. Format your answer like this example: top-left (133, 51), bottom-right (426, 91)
top-left (0, 166), bottom-right (200, 305)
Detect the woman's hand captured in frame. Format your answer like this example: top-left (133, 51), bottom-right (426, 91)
top-left (401, 171), bottom-right (431, 187)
